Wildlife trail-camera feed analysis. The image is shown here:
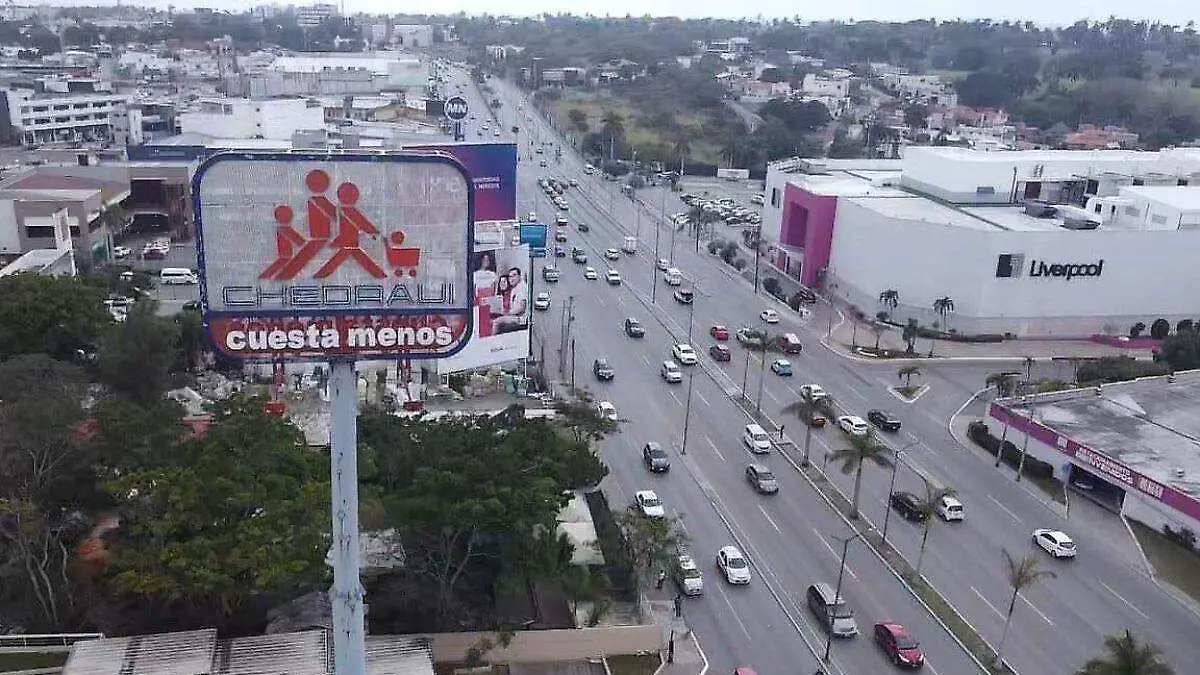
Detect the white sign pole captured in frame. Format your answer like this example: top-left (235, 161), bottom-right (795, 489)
top-left (329, 359), bottom-right (367, 675)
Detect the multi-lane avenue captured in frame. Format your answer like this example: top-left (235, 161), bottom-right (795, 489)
top-left (443, 68), bottom-right (1200, 675)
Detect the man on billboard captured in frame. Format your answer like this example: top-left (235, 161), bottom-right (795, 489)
top-left (493, 266), bottom-right (528, 334)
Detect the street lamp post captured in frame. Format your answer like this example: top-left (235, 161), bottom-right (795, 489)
top-left (880, 441), bottom-right (921, 545)
top-left (755, 348), bottom-right (767, 413)
top-left (824, 531), bottom-right (866, 663)
top-left (741, 350), bottom-right (752, 402)
top-left (681, 372), bottom-right (695, 455)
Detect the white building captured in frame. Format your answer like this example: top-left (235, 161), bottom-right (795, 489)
top-left (882, 73), bottom-right (957, 107)
top-left (3, 90), bottom-right (142, 147)
top-left (296, 3), bottom-right (337, 28)
top-left (801, 73), bottom-right (851, 98)
top-left (247, 53), bottom-right (428, 98)
top-left (762, 147), bottom-right (1200, 337)
top-left (391, 24), bottom-right (433, 49)
top-left (177, 98), bottom-right (325, 140)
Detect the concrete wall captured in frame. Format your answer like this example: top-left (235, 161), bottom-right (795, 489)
top-left (781, 182), bottom-right (838, 287)
top-left (826, 198), bottom-right (1200, 336)
top-left (426, 625), bottom-right (662, 665)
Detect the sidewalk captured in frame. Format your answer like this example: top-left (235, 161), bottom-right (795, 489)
top-left (820, 308), bottom-right (1159, 362)
top-left (645, 588), bottom-right (706, 675)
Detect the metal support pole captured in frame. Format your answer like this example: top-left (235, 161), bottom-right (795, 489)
top-left (687, 302), bottom-right (695, 340)
top-left (741, 350), bottom-right (751, 402)
top-left (681, 372), bottom-right (695, 455)
top-left (570, 339), bottom-right (576, 389)
top-left (329, 360), bottom-right (367, 675)
top-left (752, 244), bottom-right (762, 294)
top-left (881, 452), bottom-right (902, 545)
top-left (755, 348), bottom-right (767, 413)
top-left (823, 533), bottom-right (863, 663)
top-left (526, 252), bottom-right (536, 363)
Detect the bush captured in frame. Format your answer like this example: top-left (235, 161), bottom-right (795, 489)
top-left (584, 490), bottom-right (637, 599)
top-left (707, 240), bottom-right (722, 255)
top-left (763, 277), bottom-right (782, 298)
top-left (948, 333), bottom-right (1005, 344)
top-left (1076, 357), bottom-right (1170, 384)
top-left (1163, 524), bottom-right (1198, 552)
top-left (966, 421), bottom-right (1055, 479)
top-left (732, 257), bottom-right (748, 271)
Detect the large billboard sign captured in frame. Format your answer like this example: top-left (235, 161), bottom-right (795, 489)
top-left (193, 152), bottom-right (475, 361)
top-left (408, 142), bottom-right (516, 222)
top-left (438, 237), bottom-right (531, 374)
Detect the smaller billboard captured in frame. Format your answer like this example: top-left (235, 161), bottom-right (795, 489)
top-left (193, 152), bottom-right (475, 361)
top-left (438, 241), bottom-right (531, 373)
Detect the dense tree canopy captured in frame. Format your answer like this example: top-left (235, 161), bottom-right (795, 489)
top-left (0, 274), bottom-right (111, 362)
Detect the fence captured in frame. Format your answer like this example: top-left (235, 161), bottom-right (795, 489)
top-left (426, 625), bottom-right (662, 664)
top-left (0, 634), bottom-right (104, 652)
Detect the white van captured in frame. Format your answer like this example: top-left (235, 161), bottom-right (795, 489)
top-left (663, 268), bottom-right (683, 286)
top-left (160, 268), bottom-right (198, 285)
top-left (742, 423), bottom-right (772, 454)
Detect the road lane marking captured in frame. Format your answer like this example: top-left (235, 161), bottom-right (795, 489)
top-left (1099, 580), bottom-right (1149, 620)
top-left (704, 435), bottom-right (725, 461)
top-left (594, 294), bottom-right (607, 307)
top-left (987, 495), bottom-right (1022, 523)
top-left (1020, 593), bottom-right (1054, 625)
top-left (695, 388), bottom-right (710, 407)
top-left (811, 527), bottom-right (857, 580)
top-left (971, 586), bottom-right (1004, 620)
top-left (758, 505), bottom-right (782, 533)
top-left (715, 580), bottom-right (753, 640)
top-left (668, 389), bottom-right (683, 407)
top-left (640, 354), bottom-right (652, 368)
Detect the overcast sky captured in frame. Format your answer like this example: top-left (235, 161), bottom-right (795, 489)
top-left (57, 1), bottom-right (1198, 29)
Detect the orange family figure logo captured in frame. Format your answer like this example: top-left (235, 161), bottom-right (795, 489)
top-left (260, 169), bottom-right (421, 281)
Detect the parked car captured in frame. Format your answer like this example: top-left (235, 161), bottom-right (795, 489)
top-left (1033, 528), bottom-right (1077, 559)
top-left (745, 464), bottom-right (779, 494)
top-left (874, 622), bottom-right (925, 669)
top-left (624, 318), bottom-right (645, 337)
top-left (868, 409), bottom-right (903, 432)
top-left (674, 553), bottom-right (704, 596)
top-left (593, 358), bottom-right (615, 381)
top-left (760, 309), bottom-right (780, 323)
top-left (709, 344), bottom-right (732, 362)
top-left (597, 400), bottom-right (618, 420)
top-left (643, 442), bottom-right (670, 472)
top-left (635, 490), bottom-right (666, 518)
top-left (889, 492), bottom-right (927, 522)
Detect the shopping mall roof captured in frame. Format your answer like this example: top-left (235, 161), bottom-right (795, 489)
top-left (1006, 371), bottom-right (1200, 496)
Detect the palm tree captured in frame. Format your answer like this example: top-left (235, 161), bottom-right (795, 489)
top-left (829, 431), bottom-right (890, 519)
top-left (915, 483), bottom-right (955, 574)
top-left (933, 296), bottom-right (955, 332)
top-left (897, 364), bottom-right (921, 389)
top-left (878, 289), bottom-right (900, 319)
top-left (1076, 630), bottom-right (1175, 675)
top-left (719, 135), bottom-right (740, 168)
top-left (996, 548), bottom-right (1057, 667)
top-left (870, 322), bottom-right (886, 350)
top-left (782, 393), bottom-right (836, 467)
top-left (1023, 356), bottom-right (1035, 383)
top-left (673, 134), bottom-right (691, 175)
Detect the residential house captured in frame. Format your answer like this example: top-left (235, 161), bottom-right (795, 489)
top-left (1063, 124), bottom-right (1140, 150)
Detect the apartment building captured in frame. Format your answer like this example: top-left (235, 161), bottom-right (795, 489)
top-left (1, 90), bottom-right (143, 147)
top-left (0, 167), bottom-right (131, 264)
top-left (245, 53), bottom-right (428, 98)
top-left (296, 3), bottom-right (338, 28)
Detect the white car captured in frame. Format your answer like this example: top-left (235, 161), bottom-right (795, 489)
top-left (838, 415), bottom-right (870, 436)
top-left (604, 248), bottom-right (621, 260)
top-left (533, 292), bottom-right (551, 311)
top-left (1033, 528), bottom-right (1077, 558)
top-left (672, 343), bottom-right (698, 365)
top-left (555, 213), bottom-right (568, 225)
top-left (527, 210), bottom-right (537, 222)
top-left (656, 258), bottom-right (671, 271)
top-left (635, 490), bottom-right (666, 518)
top-left (937, 495), bottom-right (965, 522)
top-left (799, 383), bottom-right (828, 401)
top-left (716, 545), bottom-right (751, 585)
top-left (760, 308), bottom-right (780, 323)
top-left (597, 400), bottom-right (618, 420)
top-left (111, 245), bottom-right (132, 259)
top-left (584, 266), bottom-right (598, 280)
top-left (606, 269), bottom-right (622, 285)
top-left (675, 554), bottom-right (704, 595)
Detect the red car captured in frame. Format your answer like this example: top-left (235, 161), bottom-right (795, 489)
top-left (874, 622), bottom-right (924, 669)
top-left (709, 344), bottom-right (732, 362)
top-left (710, 325), bottom-right (730, 341)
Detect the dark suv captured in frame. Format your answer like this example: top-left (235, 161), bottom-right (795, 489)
top-left (745, 464), bottom-right (779, 494)
top-left (868, 409), bottom-right (902, 432)
top-left (889, 491), bottom-right (927, 522)
top-left (593, 358), bottom-right (615, 381)
top-left (624, 318), bottom-right (645, 338)
top-left (643, 442), bottom-right (670, 472)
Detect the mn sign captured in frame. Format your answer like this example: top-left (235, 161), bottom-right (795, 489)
top-left (445, 96), bottom-right (469, 122)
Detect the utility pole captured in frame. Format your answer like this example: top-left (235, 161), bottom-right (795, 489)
top-left (880, 441), bottom-right (919, 545)
top-left (824, 532), bottom-right (865, 663)
top-left (752, 240), bottom-right (762, 294)
top-left (755, 348), bottom-right (767, 413)
top-left (741, 350), bottom-right (752, 402)
top-left (681, 372), bottom-right (695, 455)
top-left (570, 338), bottom-right (576, 389)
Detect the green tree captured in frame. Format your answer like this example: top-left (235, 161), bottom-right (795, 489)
top-left (986, 372), bottom-right (1019, 398)
top-left (996, 549), bottom-right (1057, 667)
top-left (0, 355), bottom-right (95, 630)
top-left (174, 308), bottom-right (206, 373)
top-left (878, 289), bottom-right (900, 318)
top-left (933, 296), bottom-right (955, 332)
top-left (0, 274), bottom-right (111, 361)
top-left (90, 397), bottom-right (187, 470)
top-left (1076, 630), bottom-right (1174, 675)
top-left (614, 508), bottom-right (687, 579)
top-left (782, 393), bottom-right (835, 467)
top-left (829, 431), bottom-right (890, 519)
top-left (358, 405), bottom-right (608, 629)
top-left (97, 302), bottom-right (180, 404)
top-left (104, 396), bottom-right (329, 630)
top-left (897, 365), bottom-right (921, 389)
